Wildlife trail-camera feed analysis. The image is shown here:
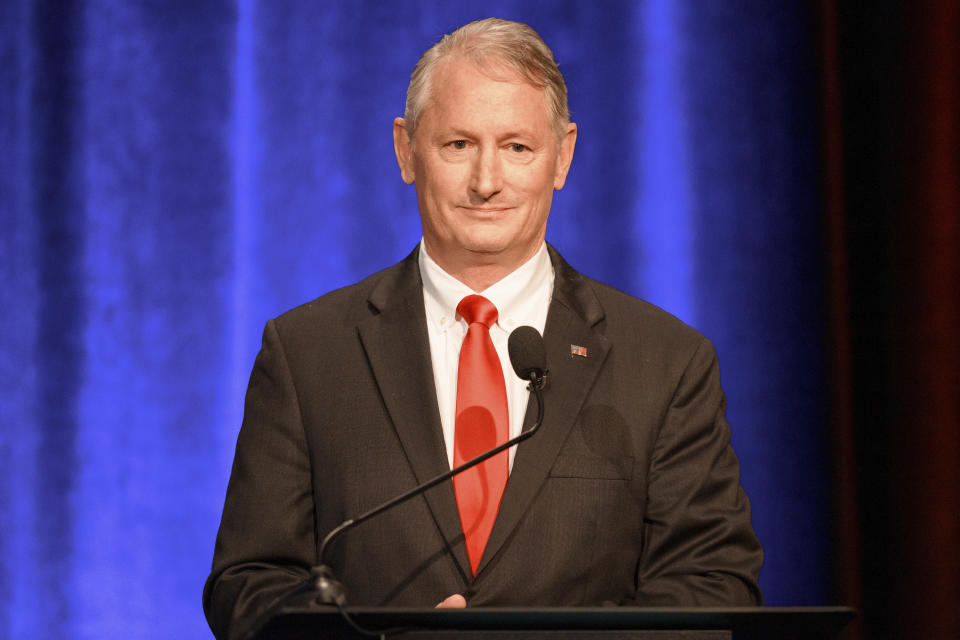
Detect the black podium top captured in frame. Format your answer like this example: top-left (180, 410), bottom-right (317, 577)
top-left (249, 605), bottom-right (855, 640)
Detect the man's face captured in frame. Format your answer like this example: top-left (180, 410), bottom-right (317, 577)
top-left (394, 57), bottom-right (576, 280)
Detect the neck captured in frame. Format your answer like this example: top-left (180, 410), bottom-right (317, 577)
top-left (451, 263), bottom-right (514, 292)
top-left (425, 244), bottom-right (541, 292)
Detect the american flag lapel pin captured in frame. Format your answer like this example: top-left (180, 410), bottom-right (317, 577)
top-left (570, 344), bottom-right (588, 358)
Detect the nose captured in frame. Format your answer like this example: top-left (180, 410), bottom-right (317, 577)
top-left (469, 146), bottom-right (503, 200)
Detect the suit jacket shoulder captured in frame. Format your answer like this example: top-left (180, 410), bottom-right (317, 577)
top-left (270, 247), bottom-right (422, 337)
top-left (548, 245), bottom-right (710, 376)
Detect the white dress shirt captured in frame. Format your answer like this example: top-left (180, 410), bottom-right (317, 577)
top-left (419, 240), bottom-right (554, 470)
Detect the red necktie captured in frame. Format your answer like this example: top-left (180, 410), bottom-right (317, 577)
top-left (453, 294), bottom-right (509, 575)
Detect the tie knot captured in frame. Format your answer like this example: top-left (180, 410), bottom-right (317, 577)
top-left (457, 295), bottom-right (498, 329)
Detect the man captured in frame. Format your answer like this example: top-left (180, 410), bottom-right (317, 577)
top-left (204, 17), bottom-right (763, 640)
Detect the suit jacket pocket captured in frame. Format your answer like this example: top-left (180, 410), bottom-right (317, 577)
top-left (549, 454), bottom-right (634, 480)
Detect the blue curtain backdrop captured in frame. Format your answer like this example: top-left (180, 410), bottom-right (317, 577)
top-left (1, 1), bottom-right (829, 638)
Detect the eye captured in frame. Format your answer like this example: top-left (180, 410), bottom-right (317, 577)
top-left (449, 140), bottom-right (467, 150)
top-left (510, 143), bottom-right (528, 153)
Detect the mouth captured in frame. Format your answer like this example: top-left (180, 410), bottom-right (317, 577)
top-left (458, 205), bottom-right (514, 217)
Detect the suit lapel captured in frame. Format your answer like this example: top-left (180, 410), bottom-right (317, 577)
top-left (476, 247), bottom-right (610, 575)
top-left (356, 250), bottom-right (471, 579)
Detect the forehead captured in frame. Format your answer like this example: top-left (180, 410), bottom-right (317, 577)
top-left (421, 57), bottom-right (553, 134)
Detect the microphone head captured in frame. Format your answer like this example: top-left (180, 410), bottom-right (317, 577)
top-left (508, 326), bottom-right (546, 381)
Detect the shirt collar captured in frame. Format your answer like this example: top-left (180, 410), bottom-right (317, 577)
top-left (419, 240), bottom-right (553, 333)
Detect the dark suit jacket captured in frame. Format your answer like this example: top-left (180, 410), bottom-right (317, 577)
top-left (203, 246), bottom-right (763, 640)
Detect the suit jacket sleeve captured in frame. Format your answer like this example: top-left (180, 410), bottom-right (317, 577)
top-left (202, 319), bottom-right (316, 640)
top-left (633, 336), bottom-right (763, 605)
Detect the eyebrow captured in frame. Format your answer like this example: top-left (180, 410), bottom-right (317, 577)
top-left (437, 126), bottom-right (541, 142)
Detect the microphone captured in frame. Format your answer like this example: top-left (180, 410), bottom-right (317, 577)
top-left (508, 325), bottom-right (547, 388)
top-left (312, 327), bottom-right (548, 605)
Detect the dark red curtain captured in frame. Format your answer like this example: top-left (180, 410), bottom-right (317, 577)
top-left (821, 2), bottom-right (960, 638)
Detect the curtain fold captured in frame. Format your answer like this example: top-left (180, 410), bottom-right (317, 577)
top-left (816, 4), bottom-right (861, 638)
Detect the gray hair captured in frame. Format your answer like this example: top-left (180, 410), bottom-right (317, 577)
top-left (403, 18), bottom-right (570, 142)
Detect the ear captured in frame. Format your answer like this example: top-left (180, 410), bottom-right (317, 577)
top-left (553, 122), bottom-right (577, 190)
top-left (393, 117), bottom-right (416, 184)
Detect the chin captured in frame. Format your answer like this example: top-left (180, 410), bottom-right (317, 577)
top-left (458, 234), bottom-right (516, 257)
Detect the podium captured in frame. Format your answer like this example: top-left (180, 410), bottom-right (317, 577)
top-left (248, 605), bottom-right (855, 639)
